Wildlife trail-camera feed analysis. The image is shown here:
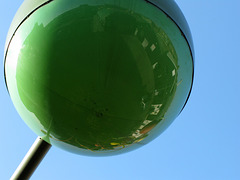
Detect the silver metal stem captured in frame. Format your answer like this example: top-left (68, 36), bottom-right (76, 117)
top-left (11, 137), bottom-right (51, 180)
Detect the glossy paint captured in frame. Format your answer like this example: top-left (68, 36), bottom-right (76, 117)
top-left (4, 0), bottom-right (194, 156)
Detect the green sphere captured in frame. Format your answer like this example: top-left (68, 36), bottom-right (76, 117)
top-left (4, 0), bottom-right (194, 156)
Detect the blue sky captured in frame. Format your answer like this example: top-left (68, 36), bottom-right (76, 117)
top-left (0, 0), bottom-right (239, 179)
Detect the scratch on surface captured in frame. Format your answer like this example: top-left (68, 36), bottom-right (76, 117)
top-left (177, 79), bottom-right (183, 86)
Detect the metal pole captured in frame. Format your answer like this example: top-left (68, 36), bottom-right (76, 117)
top-left (10, 137), bottom-right (51, 180)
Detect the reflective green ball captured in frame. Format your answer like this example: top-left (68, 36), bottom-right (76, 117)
top-left (4, 0), bottom-right (194, 156)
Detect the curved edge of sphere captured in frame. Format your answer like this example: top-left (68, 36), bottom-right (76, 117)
top-left (4, 0), bottom-right (194, 156)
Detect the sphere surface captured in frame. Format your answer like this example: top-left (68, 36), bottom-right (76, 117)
top-left (5, 0), bottom-right (194, 156)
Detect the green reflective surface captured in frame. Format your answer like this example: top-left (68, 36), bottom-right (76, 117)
top-left (5, 0), bottom-right (193, 156)
top-left (4, 0), bottom-right (50, 53)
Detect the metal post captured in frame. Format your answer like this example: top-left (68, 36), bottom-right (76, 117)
top-left (10, 137), bottom-right (51, 180)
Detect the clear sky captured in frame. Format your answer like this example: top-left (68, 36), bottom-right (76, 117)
top-left (0, 0), bottom-right (239, 179)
